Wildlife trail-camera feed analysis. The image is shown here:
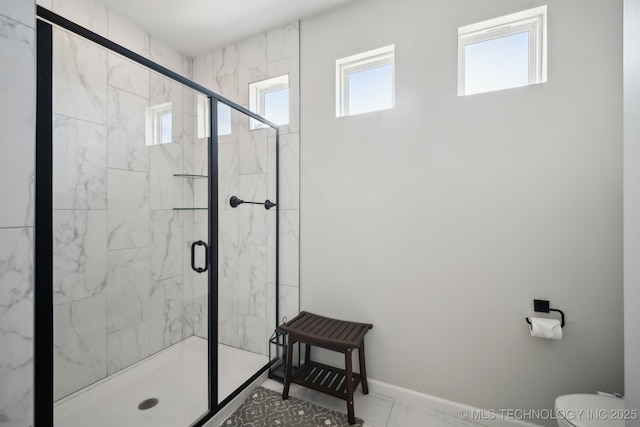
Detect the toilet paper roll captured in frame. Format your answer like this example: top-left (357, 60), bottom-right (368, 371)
top-left (529, 317), bottom-right (562, 340)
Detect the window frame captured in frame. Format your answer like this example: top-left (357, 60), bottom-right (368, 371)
top-left (145, 101), bottom-right (173, 146)
top-left (457, 5), bottom-right (547, 96)
top-left (249, 74), bottom-right (290, 130)
top-left (336, 45), bottom-right (395, 117)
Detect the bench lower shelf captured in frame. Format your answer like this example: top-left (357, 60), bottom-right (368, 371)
top-left (291, 360), bottom-right (362, 401)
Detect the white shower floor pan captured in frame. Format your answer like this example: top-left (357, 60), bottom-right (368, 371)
top-left (54, 336), bottom-right (268, 427)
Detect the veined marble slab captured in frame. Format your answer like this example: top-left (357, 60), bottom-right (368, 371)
top-left (52, 114), bottom-right (107, 210)
top-left (53, 209), bottom-right (107, 305)
top-left (54, 293), bottom-right (108, 400)
top-left (0, 227), bottom-right (34, 427)
top-left (107, 169), bottom-right (149, 250)
top-left (149, 276), bottom-right (184, 354)
top-left (150, 209), bottom-right (183, 281)
top-left (53, 27), bottom-right (107, 125)
top-left (107, 247), bottom-right (150, 333)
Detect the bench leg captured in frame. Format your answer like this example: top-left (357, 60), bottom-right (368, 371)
top-left (282, 336), bottom-right (294, 400)
top-left (305, 342), bottom-right (311, 364)
top-left (359, 341), bottom-right (369, 395)
top-left (345, 348), bottom-right (355, 425)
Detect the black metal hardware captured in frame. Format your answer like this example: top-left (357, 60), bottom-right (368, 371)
top-left (230, 195), bottom-right (277, 210)
top-left (191, 240), bottom-right (209, 273)
top-left (526, 299), bottom-right (565, 327)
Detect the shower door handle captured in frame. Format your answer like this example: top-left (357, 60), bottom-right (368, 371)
top-left (191, 240), bottom-right (209, 273)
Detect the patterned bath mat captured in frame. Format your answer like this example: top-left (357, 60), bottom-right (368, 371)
top-left (221, 386), bottom-right (364, 427)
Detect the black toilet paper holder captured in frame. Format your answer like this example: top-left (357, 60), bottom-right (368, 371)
top-left (525, 299), bottom-right (565, 328)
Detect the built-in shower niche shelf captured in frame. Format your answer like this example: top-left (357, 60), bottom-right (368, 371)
top-left (173, 174), bottom-right (208, 210)
top-left (173, 174), bottom-right (208, 179)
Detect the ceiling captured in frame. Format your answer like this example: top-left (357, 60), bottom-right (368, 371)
top-left (98, 0), bottom-right (361, 57)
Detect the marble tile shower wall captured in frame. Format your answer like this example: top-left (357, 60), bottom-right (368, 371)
top-left (0, 2), bottom-right (36, 426)
top-left (34, 0), bottom-right (201, 402)
top-left (192, 23), bottom-right (301, 355)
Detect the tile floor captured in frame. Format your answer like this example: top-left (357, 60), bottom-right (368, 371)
top-left (260, 379), bottom-right (486, 427)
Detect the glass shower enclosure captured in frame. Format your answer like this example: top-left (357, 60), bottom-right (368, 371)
top-left (35, 7), bottom-right (279, 427)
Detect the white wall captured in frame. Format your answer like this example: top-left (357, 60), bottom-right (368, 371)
top-left (624, 0), bottom-right (640, 423)
top-left (300, 0), bottom-right (624, 421)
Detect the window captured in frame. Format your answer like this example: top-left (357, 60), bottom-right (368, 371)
top-left (146, 102), bottom-right (173, 145)
top-left (336, 45), bottom-right (395, 117)
top-left (196, 95), bottom-right (232, 138)
top-left (249, 75), bottom-right (289, 129)
top-left (458, 6), bottom-right (547, 96)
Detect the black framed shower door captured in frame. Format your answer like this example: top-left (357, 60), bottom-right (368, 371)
top-left (35, 6), bottom-right (280, 427)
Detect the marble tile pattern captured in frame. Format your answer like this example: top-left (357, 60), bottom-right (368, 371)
top-left (150, 36), bottom-right (184, 76)
top-left (188, 21), bottom-right (300, 355)
top-left (107, 247), bottom-right (150, 333)
top-left (237, 34), bottom-right (267, 107)
top-left (1, 2), bottom-right (207, 422)
top-left (218, 102), bottom-right (241, 144)
top-left (35, 0), bottom-right (52, 12)
top-left (1, 3), bottom-right (35, 426)
top-left (52, 28), bottom-right (108, 125)
top-left (239, 116), bottom-right (268, 175)
top-left (150, 73), bottom-right (184, 145)
top-left (218, 276), bottom-right (239, 347)
top-left (0, 228), bottom-right (34, 427)
top-left (238, 245), bottom-right (267, 318)
top-left (52, 114), bottom-right (107, 210)
top-left (267, 54), bottom-right (300, 136)
top-left (182, 112), bottom-right (196, 176)
top-left (0, 15), bottom-right (35, 230)
top-left (192, 301), bottom-right (208, 340)
top-left (150, 277), bottom-right (184, 354)
top-left (53, 293), bottom-right (108, 400)
top-left (3, 0), bottom-right (35, 26)
top-left (192, 51), bottom-right (213, 89)
top-left (53, 0), bottom-right (108, 38)
top-left (266, 22), bottom-right (299, 63)
top-left (238, 174), bottom-right (268, 247)
top-left (107, 86), bottom-right (149, 172)
top-left (107, 321), bottom-right (150, 375)
top-left (150, 209), bottom-right (183, 282)
top-left (5, 7), bottom-right (297, 420)
top-left (212, 73), bottom-right (239, 103)
top-left (106, 10), bottom-right (149, 59)
top-left (182, 241), bottom-right (195, 338)
top-left (107, 52), bottom-right (150, 98)
top-left (219, 142), bottom-right (239, 210)
top-left (107, 168), bottom-right (149, 250)
top-left (219, 210), bottom-right (239, 279)
top-left (150, 143), bottom-right (184, 210)
top-left (278, 210), bottom-right (299, 288)
top-left (214, 44), bottom-right (239, 78)
top-left (239, 313), bottom-right (267, 355)
top-left (53, 209), bottom-right (108, 304)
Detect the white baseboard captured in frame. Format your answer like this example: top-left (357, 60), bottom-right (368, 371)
top-left (367, 379), bottom-right (542, 427)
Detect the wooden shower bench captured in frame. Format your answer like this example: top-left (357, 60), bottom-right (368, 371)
top-left (278, 311), bottom-right (373, 425)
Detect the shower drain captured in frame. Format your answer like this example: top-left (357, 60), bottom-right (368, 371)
top-left (138, 398), bottom-right (159, 410)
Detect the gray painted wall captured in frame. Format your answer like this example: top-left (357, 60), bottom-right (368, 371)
top-left (300, 0), bottom-right (624, 422)
top-left (624, 0), bottom-right (640, 423)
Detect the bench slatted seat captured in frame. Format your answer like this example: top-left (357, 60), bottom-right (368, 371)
top-left (278, 311), bottom-right (373, 425)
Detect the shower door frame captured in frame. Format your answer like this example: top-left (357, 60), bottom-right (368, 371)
top-left (34, 6), bottom-right (280, 427)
